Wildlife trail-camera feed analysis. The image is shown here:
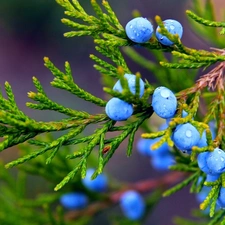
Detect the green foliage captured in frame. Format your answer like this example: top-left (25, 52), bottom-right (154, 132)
top-left (0, 0), bottom-right (225, 224)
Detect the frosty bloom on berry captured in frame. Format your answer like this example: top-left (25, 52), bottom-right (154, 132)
top-left (172, 123), bottom-right (200, 153)
top-left (113, 73), bottom-right (145, 97)
top-left (198, 148), bottom-right (225, 175)
top-left (197, 152), bottom-right (211, 174)
top-left (152, 86), bottom-right (177, 119)
top-left (206, 148), bottom-right (225, 174)
top-left (125, 17), bottom-right (153, 43)
top-left (156, 19), bottom-right (183, 46)
top-left (105, 97), bottom-right (133, 121)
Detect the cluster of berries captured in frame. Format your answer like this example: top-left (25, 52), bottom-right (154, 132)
top-left (137, 122), bottom-right (174, 171)
top-left (105, 74), bottom-right (145, 121)
top-left (60, 168), bottom-right (108, 210)
top-left (125, 17), bottom-right (183, 46)
top-left (60, 168), bottom-right (146, 220)
top-left (152, 86), bottom-right (217, 155)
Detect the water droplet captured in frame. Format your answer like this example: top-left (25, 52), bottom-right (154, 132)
top-left (130, 25), bottom-right (133, 29)
top-left (218, 150), bottom-right (222, 154)
top-left (185, 130), bottom-right (192, 138)
top-left (134, 30), bottom-right (137, 33)
top-left (160, 89), bottom-right (170, 98)
top-left (170, 25), bottom-right (175, 30)
top-left (221, 157), bottom-right (224, 162)
top-left (160, 37), bottom-right (164, 40)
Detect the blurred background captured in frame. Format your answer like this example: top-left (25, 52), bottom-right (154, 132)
top-left (0, 0), bottom-right (224, 224)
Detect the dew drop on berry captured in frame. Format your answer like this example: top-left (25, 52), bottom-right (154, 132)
top-left (160, 89), bottom-right (170, 98)
top-left (170, 25), bottom-right (175, 30)
top-left (185, 130), bottom-right (192, 138)
top-left (130, 25), bottom-right (133, 29)
top-left (221, 157), bottom-right (224, 162)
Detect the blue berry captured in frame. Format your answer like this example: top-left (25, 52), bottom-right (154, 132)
top-left (197, 123), bottom-right (216, 148)
top-left (217, 187), bottom-right (225, 208)
top-left (125, 17), bottom-right (153, 43)
top-left (105, 97), bottom-right (133, 121)
top-left (196, 186), bottom-right (211, 203)
top-left (209, 120), bottom-right (217, 139)
top-left (159, 122), bottom-right (168, 131)
top-left (60, 192), bottom-right (88, 210)
top-left (172, 123), bottom-right (200, 152)
top-left (182, 110), bottom-right (188, 118)
top-left (206, 148), bottom-right (225, 174)
top-left (120, 190), bottom-right (145, 220)
top-left (136, 137), bottom-right (169, 157)
top-left (197, 152), bottom-right (211, 174)
top-left (166, 110), bottom-right (188, 125)
top-left (82, 168), bottom-right (108, 192)
top-left (197, 130), bottom-right (213, 148)
top-left (206, 174), bottom-right (220, 182)
top-left (156, 19), bottom-right (183, 46)
top-left (113, 74), bottom-right (145, 97)
top-left (136, 138), bottom-right (154, 157)
top-left (196, 185), bottom-right (220, 214)
top-left (152, 86), bottom-right (177, 119)
top-left (151, 154), bottom-right (174, 171)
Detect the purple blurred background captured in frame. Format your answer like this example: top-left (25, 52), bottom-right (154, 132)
top-left (0, 0), bottom-right (224, 224)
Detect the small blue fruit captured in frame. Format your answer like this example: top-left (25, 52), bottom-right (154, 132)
top-left (209, 120), bottom-right (216, 139)
top-left (197, 130), bottom-right (211, 148)
top-left (217, 187), bottom-right (225, 208)
top-left (197, 123), bottom-right (216, 148)
top-left (151, 153), bottom-right (174, 171)
top-left (156, 19), bottom-right (183, 46)
top-left (113, 74), bottom-right (145, 97)
top-left (136, 138), bottom-right (154, 157)
top-left (206, 148), bottom-right (225, 175)
top-left (159, 122), bottom-right (168, 131)
top-left (60, 192), bottom-right (88, 210)
top-left (120, 190), bottom-right (145, 220)
top-left (197, 152), bottom-right (211, 174)
top-left (206, 174), bottom-right (220, 182)
top-left (82, 168), bottom-right (108, 192)
top-left (152, 86), bottom-right (177, 119)
top-left (172, 123), bottom-right (200, 152)
top-left (166, 110), bottom-right (188, 125)
top-left (125, 17), bottom-right (153, 43)
top-left (105, 97), bottom-right (133, 121)
top-left (196, 186), bottom-right (211, 203)
top-left (136, 137), bottom-right (169, 157)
